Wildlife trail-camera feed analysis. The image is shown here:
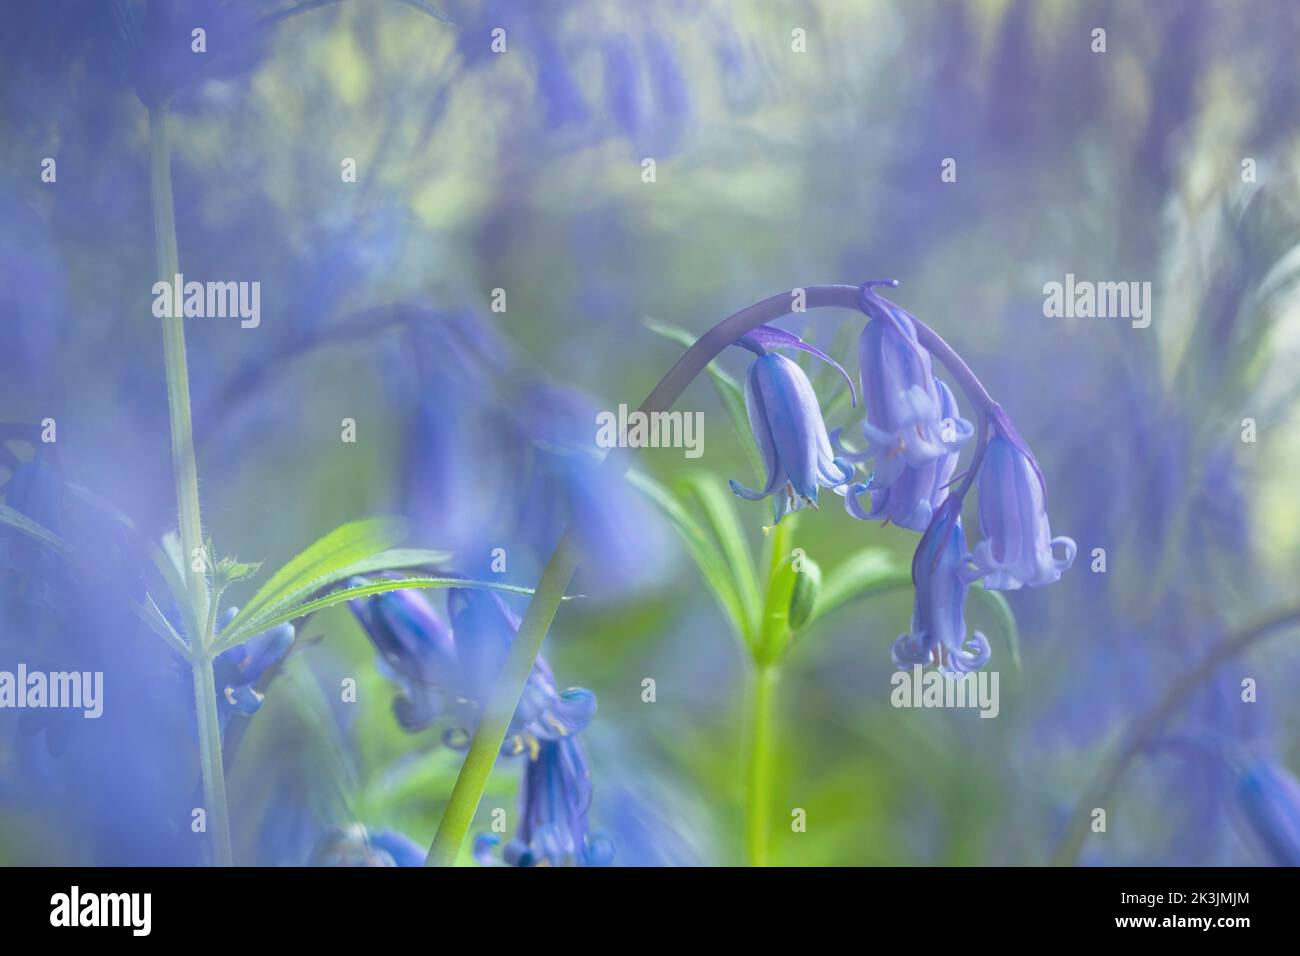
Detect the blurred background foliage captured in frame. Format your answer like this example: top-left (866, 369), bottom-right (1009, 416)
top-left (2, 0), bottom-right (1300, 865)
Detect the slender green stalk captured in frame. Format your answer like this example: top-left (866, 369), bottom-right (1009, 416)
top-left (1051, 603), bottom-right (1300, 866)
top-left (745, 663), bottom-right (779, 866)
top-left (757, 514), bottom-right (796, 663)
top-left (149, 104), bottom-right (230, 866)
top-left (190, 653), bottom-right (233, 864)
top-left (149, 107), bottom-right (207, 623)
top-left (426, 534), bottom-right (579, 865)
top-left (425, 285), bottom-right (867, 865)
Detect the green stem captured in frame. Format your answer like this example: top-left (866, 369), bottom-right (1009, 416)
top-left (191, 654), bottom-right (234, 865)
top-left (757, 515), bottom-right (796, 663)
top-left (1051, 603), bottom-right (1300, 866)
top-left (425, 285), bottom-right (867, 865)
top-left (149, 105), bottom-right (229, 866)
top-left (426, 535), bottom-right (579, 865)
top-left (745, 663), bottom-right (779, 866)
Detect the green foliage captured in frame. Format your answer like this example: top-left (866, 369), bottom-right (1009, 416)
top-left (810, 548), bottom-right (910, 628)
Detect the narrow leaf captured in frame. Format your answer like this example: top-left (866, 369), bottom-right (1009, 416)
top-left (212, 575), bottom-right (555, 652)
top-left (220, 518), bottom-right (406, 641)
top-left (626, 470), bottom-right (753, 647)
top-left (681, 473), bottom-right (761, 638)
top-left (811, 548), bottom-right (910, 626)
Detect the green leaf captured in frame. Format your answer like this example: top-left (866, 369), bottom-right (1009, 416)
top-left (626, 470), bottom-right (754, 646)
top-left (681, 473), bottom-right (761, 636)
top-left (0, 503), bottom-right (72, 556)
top-left (971, 584), bottom-right (1021, 673)
top-left (213, 555), bottom-right (262, 588)
top-left (218, 518), bottom-right (409, 645)
top-left (212, 574), bottom-right (550, 651)
top-left (810, 548), bottom-right (910, 626)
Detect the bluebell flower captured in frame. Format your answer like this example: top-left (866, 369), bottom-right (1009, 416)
top-left (844, 377), bottom-right (970, 531)
top-left (446, 587), bottom-right (596, 756)
top-left (729, 326), bottom-right (856, 524)
top-left (1236, 760), bottom-right (1300, 866)
top-left (311, 824), bottom-right (426, 867)
top-left (348, 584), bottom-right (596, 754)
top-left (969, 406), bottom-right (1076, 589)
top-left (475, 737), bottom-right (613, 867)
top-left (839, 283), bottom-right (973, 492)
top-left (212, 611), bottom-right (294, 732)
top-left (347, 582), bottom-right (458, 732)
top-left (892, 498), bottom-right (990, 673)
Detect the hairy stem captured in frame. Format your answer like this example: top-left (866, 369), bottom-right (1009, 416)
top-left (1051, 603), bottom-right (1300, 866)
top-left (745, 663), bottom-right (779, 866)
top-left (425, 284), bottom-right (867, 865)
top-left (190, 654), bottom-right (233, 864)
top-left (150, 105), bottom-right (229, 866)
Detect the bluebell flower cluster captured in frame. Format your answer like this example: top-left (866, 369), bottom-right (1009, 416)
top-left (349, 583), bottom-right (608, 865)
top-left (729, 281), bottom-right (1075, 671)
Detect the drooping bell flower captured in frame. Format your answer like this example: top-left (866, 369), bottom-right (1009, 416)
top-left (843, 282), bottom-right (972, 490)
top-left (212, 609), bottom-right (294, 732)
top-left (310, 824), bottom-right (426, 867)
top-left (892, 497), bottom-right (990, 673)
top-left (969, 406), bottom-right (1076, 590)
top-left (1237, 759), bottom-right (1300, 866)
top-left (728, 325), bottom-right (856, 524)
top-left (844, 377), bottom-right (972, 531)
top-left (474, 736), bottom-right (613, 867)
top-left (446, 587), bottom-right (596, 756)
top-left (348, 583), bottom-right (596, 754)
top-left (346, 583), bottom-right (458, 733)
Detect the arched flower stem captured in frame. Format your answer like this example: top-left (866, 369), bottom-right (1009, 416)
top-left (427, 284), bottom-right (869, 865)
top-left (425, 282), bottom-right (1005, 865)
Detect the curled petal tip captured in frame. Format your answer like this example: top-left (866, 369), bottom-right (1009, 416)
top-left (947, 631), bottom-right (991, 673)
